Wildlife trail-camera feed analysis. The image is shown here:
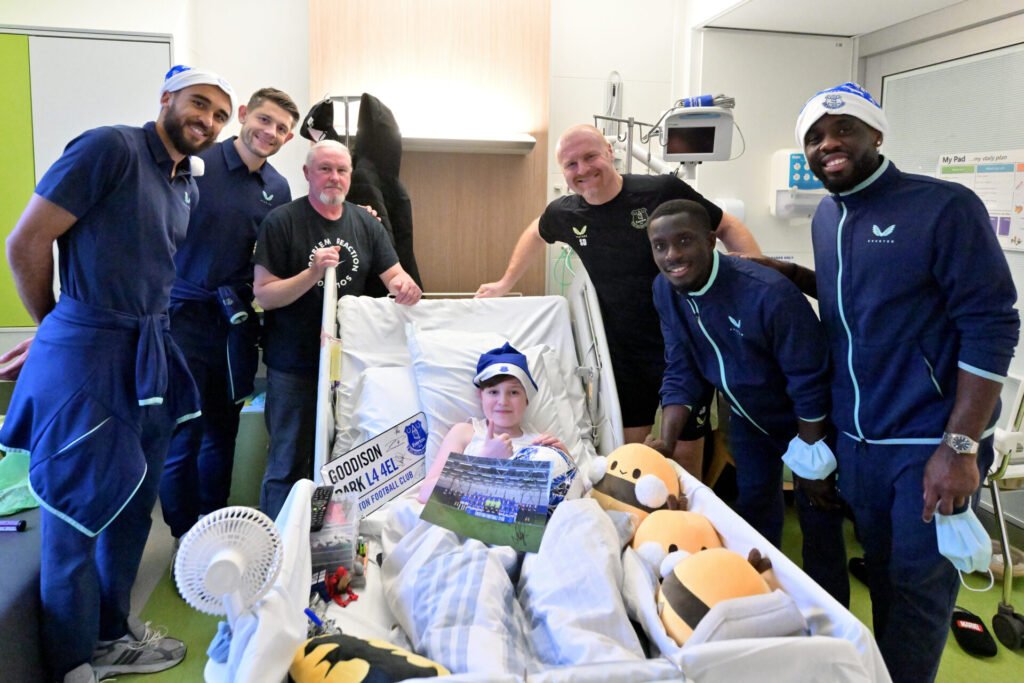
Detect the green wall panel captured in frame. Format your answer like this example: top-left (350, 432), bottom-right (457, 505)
top-left (0, 34), bottom-right (35, 327)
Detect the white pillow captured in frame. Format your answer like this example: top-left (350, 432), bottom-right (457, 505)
top-left (522, 344), bottom-right (589, 465)
top-left (407, 325), bottom-right (506, 467)
top-left (353, 366), bottom-right (422, 442)
top-left (406, 324), bottom-right (586, 469)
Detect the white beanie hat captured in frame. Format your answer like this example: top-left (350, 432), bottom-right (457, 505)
top-left (795, 82), bottom-right (887, 147)
top-left (160, 65), bottom-right (236, 121)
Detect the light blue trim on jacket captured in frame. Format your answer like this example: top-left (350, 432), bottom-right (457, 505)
top-left (838, 157), bottom-right (890, 197)
top-left (686, 294), bottom-right (769, 435)
top-left (54, 417), bottom-right (112, 456)
top-left (689, 250), bottom-right (720, 297)
top-left (176, 410), bottom-right (203, 425)
top-left (842, 432), bottom-right (939, 446)
top-left (834, 202), bottom-right (865, 440)
top-left (0, 442), bottom-right (29, 457)
top-left (958, 361), bottom-right (1007, 384)
top-left (842, 426), bottom-right (997, 444)
top-left (28, 465), bottom-right (148, 538)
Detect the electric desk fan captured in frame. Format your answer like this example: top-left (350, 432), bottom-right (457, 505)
top-left (173, 506), bottom-right (284, 623)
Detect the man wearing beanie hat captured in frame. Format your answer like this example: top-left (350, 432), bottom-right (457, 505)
top-left (0, 64), bottom-right (233, 682)
top-left (794, 82), bottom-right (1018, 682)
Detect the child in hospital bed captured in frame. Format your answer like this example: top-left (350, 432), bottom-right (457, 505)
top-left (384, 342), bottom-right (645, 675)
top-left (415, 342), bottom-right (567, 503)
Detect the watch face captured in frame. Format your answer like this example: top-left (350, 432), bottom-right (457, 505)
top-left (945, 433), bottom-right (977, 453)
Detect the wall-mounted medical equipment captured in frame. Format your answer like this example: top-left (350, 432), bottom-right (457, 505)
top-left (594, 93), bottom-right (741, 180)
top-left (662, 106), bottom-right (734, 163)
top-left (769, 148), bottom-right (827, 219)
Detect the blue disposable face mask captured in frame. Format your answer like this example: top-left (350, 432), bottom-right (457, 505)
top-left (934, 508), bottom-right (994, 591)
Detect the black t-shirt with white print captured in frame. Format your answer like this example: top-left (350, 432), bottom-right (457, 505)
top-left (253, 197), bottom-right (398, 373)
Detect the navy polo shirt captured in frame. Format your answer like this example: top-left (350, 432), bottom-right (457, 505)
top-left (36, 121), bottom-right (198, 316)
top-left (174, 137), bottom-right (292, 291)
top-left (170, 138), bottom-right (292, 358)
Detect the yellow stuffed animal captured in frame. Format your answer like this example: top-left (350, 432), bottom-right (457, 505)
top-left (657, 547), bottom-right (771, 646)
top-left (633, 509), bottom-right (723, 577)
top-left (590, 443), bottom-right (680, 523)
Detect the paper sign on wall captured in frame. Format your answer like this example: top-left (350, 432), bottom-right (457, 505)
top-left (937, 149), bottom-right (1024, 251)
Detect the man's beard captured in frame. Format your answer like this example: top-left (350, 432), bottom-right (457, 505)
top-left (318, 191), bottom-right (346, 206)
top-left (164, 110), bottom-right (214, 156)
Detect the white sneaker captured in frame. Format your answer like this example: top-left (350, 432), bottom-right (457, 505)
top-left (63, 663), bottom-right (98, 683)
top-left (91, 616), bottom-right (185, 677)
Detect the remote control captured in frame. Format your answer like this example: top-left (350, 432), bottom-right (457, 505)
top-left (310, 485), bottom-right (334, 532)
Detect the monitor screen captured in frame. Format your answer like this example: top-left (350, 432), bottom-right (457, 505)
top-left (666, 126), bottom-right (716, 155)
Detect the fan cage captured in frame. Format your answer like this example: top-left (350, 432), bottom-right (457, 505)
top-left (175, 506), bottom-right (284, 616)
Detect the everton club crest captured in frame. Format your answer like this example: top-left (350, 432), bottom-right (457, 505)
top-left (631, 207), bottom-right (649, 230)
top-left (823, 93), bottom-right (844, 110)
top-left (405, 420), bottom-right (428, 456)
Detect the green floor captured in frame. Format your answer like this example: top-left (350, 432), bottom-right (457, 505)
top-left (125, 501), bottom-right (1024, 682)
top-left (776, 504), bottom-right (1024, 682)
top-left (118, 577), bottom-right (218, 683)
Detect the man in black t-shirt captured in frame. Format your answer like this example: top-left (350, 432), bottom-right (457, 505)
top-left (477, 124), bottom-right (762, 477)
top-left (253, 139), bottom-right (421, 518)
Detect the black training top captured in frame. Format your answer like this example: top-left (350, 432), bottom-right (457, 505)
top-left (538, 173), bottom-right (724, 360)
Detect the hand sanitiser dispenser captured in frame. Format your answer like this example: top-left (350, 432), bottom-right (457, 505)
top-left (769, 148), bottom-right (826, 219)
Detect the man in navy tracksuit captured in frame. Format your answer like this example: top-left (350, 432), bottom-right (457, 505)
top-left (647, 199), bottom-right (849, 606)
top-left (795, 83), bottom-right (1019, 682)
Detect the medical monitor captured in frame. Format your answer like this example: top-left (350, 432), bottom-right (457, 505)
top-left (662, 106), bottom-right (733, 162)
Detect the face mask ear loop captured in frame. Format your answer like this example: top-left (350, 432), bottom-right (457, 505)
top-left (958, 567), bottom-right (994, 592)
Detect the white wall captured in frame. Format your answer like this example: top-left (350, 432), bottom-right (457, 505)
top-left (694, 29), bottom-right (853, 265)
top-left (549, 0), bottom-right (679, 184)
top-left (548, 0), bottom-right (855, 278)
top-left (0, 1), bottom-right (190, 46)
top-left (546, 0), bottom-right (682, 292)
top-left (0, 0), bottom-right (310, 355)
top-left (0, 0), bottom-right (310, 195)
top-left (182, 0), bottom-right (310, 195)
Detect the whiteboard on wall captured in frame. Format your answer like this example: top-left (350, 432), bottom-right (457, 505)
top-left (29, 34), bottom-right (172, 181)
top-left (880, 42), bottom-right (1024, 176)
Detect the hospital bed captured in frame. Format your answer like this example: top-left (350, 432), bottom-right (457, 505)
top-left (219, 268), bottom-right (890, 682)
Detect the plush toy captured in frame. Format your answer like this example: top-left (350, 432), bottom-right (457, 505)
top-left (632, 509), bottom-right (723, 577)
top-left (290, 632), bottom-right (450, 682)
top-left (657, 547), bottom-right (771, 646)
top-left (590, 443), bottom-right (681, 523)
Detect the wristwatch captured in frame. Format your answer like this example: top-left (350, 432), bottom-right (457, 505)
top-left (942, 432), bottom-right (979, 455)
